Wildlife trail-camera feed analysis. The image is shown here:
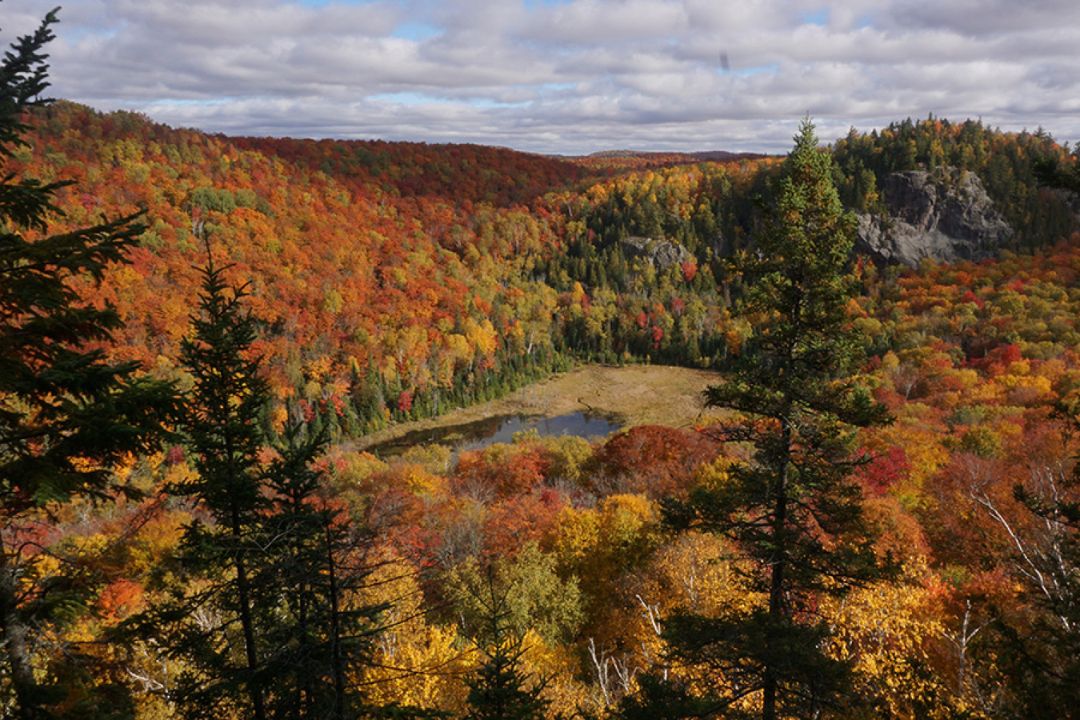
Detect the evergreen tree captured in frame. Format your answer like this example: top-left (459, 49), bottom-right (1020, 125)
top-left (463, 574), bottom-right (551, 720)
top-left (158, 252), bottom-right (273, 720)
top-left (142, 251), bottom-right (395, 720)
top-left (630, 120), bottom-right (892, 720)
top-left (0, 9), bottom-right (176, 718)
top-left (1035, 146), bottom-right (1080, 194)
top-left (260, 416), bottom-right (387, 720)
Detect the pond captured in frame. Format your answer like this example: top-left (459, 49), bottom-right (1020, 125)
top-left (366, 411), bottom-right (622, 458)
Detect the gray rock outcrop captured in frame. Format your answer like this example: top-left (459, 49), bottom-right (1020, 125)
top-left (855, 168), bottom-right (1013, 267)
top-left (619, 235), bottom-right (692, 270)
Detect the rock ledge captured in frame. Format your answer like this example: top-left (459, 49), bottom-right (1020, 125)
top-left (855, 168), bottom-right (1013, 267)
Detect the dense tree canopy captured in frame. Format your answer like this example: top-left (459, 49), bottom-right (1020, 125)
top-left (4, 8), bottom-right (1080, 718)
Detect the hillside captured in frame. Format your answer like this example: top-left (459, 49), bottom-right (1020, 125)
top-left (17, 102), bottom-right (588, 434)
top-left (9, 93), bottom-right (1080, 720)
top-left (14, 104), bottom-right (1078, 440)
top-left (10, 0), bottom-right (1080, 712)
top-left (229, 134), bottom-right (590, 207)
top-left (15, 102), bottom-right (774, 436)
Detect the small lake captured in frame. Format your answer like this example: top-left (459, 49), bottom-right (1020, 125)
top-left (366, 412), bottom-right (621, 458)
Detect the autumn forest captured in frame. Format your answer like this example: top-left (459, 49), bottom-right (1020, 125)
top-left (4, 8), bottom-right (1080, 720)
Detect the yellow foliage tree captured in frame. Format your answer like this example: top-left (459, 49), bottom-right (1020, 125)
top-left (357, 548), bottom-right (471, 714)
top-left (823, 564), bottom-right (978, 719)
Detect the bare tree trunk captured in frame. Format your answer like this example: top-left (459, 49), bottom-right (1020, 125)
top-left (0, 550), bottom-right (38, 720)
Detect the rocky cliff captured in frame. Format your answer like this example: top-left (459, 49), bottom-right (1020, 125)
top-left (619, 235), bottom-right (692, 270)
top-left (855, 168), bottom-right (1014, 267)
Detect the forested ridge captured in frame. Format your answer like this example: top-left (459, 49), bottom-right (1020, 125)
top-left (4, 11), bottom-right (1080, 719)
top-left (14, 100), bottom-right (1078, 432)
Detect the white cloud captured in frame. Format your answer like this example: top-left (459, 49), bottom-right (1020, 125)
top-left (3, 0), bottom-right (1077, 153)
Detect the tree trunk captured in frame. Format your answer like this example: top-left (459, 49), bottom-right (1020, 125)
top-left (763, 420), bottom-right (792, 720)
top-left (0, 551), bottom-right (39, 720)
top-left (324, 521), bottom-right (347, 720)
top-left (231, 505), bottom-right (267, 720)
top-left (294, 493), bottom-right (314, 717)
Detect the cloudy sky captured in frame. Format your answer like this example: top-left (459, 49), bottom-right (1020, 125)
top-left (4, 0), bottom-right (1079, 154)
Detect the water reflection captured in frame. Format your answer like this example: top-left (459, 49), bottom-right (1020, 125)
top-left (366, 412), bottom-right (620, 458)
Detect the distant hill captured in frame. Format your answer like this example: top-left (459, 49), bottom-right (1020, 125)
top-left (15, 103), bottom-right (1077, 435)
top-left (229, 135), bottom-right (590, 207)
top-left (586, 149), bottom-right (770, 161)
top-left (16, 101), bottom-right (592, 434)
top-left (573, 148), bottom-right (771, 171)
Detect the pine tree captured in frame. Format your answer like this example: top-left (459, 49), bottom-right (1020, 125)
top-left (0, 9), bottom-right (177, 718)
top-left (1035, 146), bottom-right (1080, 194)
top-left (629, 120), bottom-right (892, 720)
top-left (259, 416), bottom-right (387, 720)
top-left (463, 575), bottom-right (550, 720)
top-left (142, 251), bottom-right (393, 720)
top-left (159, 252), bottom-right (273, 720)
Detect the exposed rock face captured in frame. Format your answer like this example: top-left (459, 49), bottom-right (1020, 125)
top-left (855, 168), bottom-right (1013, 267)
top-left (619, 235), bottom-right (692, 270)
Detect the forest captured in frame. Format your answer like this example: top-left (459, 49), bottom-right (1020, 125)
top-left (4, 9), bottom-right (1080, 720)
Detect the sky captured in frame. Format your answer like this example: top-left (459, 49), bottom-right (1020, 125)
top-left (4, 0), bottom-right (1079, 154)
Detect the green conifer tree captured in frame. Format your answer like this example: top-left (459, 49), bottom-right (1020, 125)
top-left (260, 416), bottom-right (387, 720)
top-left (0, 9), bottom-right (177, 718)
top-left (141, 252), bottom-right (396, 720)
top-left (159, 252), bottom-right (273, 720)
top-left (463, 576), bottom-right (551, 720)
top-left (626, 120), bottom-right (892, 720)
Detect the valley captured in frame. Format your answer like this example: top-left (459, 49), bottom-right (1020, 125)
top-left (355, 363), bottom-right (723, 455)
top-left (3, 16), bottom-right (1080, 716)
